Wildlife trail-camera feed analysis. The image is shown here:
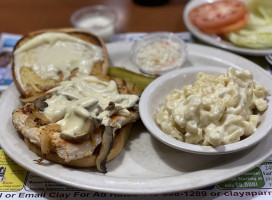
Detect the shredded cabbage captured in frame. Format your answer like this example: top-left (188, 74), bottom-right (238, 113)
top-left (225, 0), bottom-right (272, 49)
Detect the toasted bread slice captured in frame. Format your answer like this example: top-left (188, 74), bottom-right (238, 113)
top-left (11, 28), bottom-right (109, 98)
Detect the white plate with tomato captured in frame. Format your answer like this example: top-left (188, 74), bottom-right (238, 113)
top-left (183, 0), bottom-right (272, 56)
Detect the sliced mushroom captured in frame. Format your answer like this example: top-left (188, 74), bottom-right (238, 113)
top-left (60, 131), bottom-right (91, 143)
top-left (96, 126), bottom-right (113, 173)
top-left (105, 101), bottom-right (115, 110)
top-left (105, 101), bottom-right (125, 117)
top-left (33, 96), bottom-right (48, 111)
top-left (59, 99), bottom-right (99, 142)
top-left (60, 117), bottom-right (94, 142)
top-left (93, 117), bottom-right (102, 129)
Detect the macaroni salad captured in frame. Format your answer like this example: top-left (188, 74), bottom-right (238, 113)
top-left (156, 68), bottom-right (269, 146)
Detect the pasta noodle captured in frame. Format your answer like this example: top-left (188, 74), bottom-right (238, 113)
top-left (156, 68), bottom-right (269, 146)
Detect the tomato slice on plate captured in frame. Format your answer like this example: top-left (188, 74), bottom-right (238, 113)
top-left (201, 12), bottom-right (250, 34)
top-left (189, 0), bottom-right (247, 30)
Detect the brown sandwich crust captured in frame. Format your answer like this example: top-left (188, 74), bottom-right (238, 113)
top-left (11, 28), bottom-right (109, 98)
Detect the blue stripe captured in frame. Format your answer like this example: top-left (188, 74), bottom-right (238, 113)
top-left (3, 38), bottom-right (19, 47)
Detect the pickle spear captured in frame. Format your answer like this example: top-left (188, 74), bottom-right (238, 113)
top-left (108, 67), bottom-right (155, 92)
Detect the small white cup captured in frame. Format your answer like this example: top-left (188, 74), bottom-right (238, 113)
top-left (71, 5), bottom-right (117, 42)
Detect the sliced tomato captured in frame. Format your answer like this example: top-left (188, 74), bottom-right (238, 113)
top-left (189, 0), bottom-right (246, 30)
top-left (201, 12), bottom-right (250, 34)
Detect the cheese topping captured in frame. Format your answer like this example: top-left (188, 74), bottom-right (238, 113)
top-left (43, 76), bottom-right (139, 137)
top-left (156, 68), bottom-right (269, 146)
top-left (14, 32), bottom-right (103, 88)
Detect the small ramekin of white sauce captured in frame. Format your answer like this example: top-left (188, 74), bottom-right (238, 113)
top-left (131, 32), bottom-right (187, 76)
top-left (70, 5), bottom-right (117, 42)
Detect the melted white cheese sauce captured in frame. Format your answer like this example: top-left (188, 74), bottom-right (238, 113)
top-left (43, 76), bottom-right (139, 136)
top-left (14, 32), bottom-right (103, 88)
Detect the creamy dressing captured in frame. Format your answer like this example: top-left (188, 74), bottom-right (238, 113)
top-left (156, 68), bottom-right (268, 146)
top-left (14, 32), bottom-right (104, 90)
top-left (43, 76), bottom-right (139, 137)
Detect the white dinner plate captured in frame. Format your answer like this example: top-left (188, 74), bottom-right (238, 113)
top-left (183, 0), bottom-right (272, 56)
top-left (1, 42), bottom-right (272, 195)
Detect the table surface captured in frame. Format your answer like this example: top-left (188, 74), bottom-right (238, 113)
top-left (0, 0), bottom-right (190, 35)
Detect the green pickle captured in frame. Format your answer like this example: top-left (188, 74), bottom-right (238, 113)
top-left (108, 67), bottom-right (155, 92)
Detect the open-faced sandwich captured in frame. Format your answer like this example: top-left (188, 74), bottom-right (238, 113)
top-left (11, 28), bottom-right (140, 173)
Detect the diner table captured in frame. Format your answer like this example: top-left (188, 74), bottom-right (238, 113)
top-left (0, 0), bottom-right (190, 34)
top-left (0, 0), bottom-right (272, 199)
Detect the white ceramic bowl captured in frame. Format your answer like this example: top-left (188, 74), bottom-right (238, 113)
top-left (131, 32), bottom-right (187, 76)
top-left (139, 66), bottom-right (272, 155)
